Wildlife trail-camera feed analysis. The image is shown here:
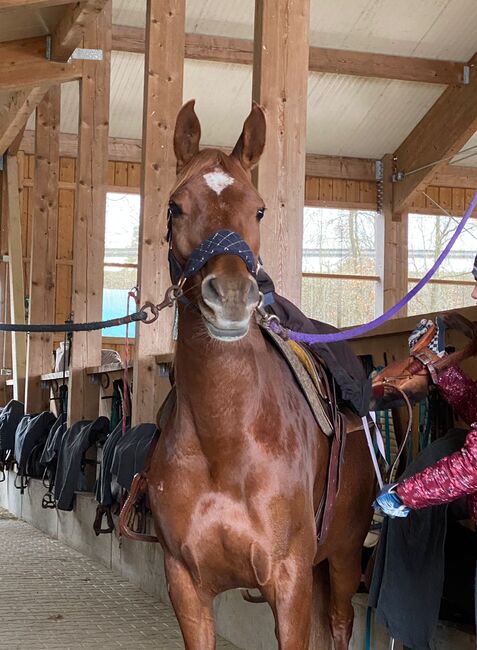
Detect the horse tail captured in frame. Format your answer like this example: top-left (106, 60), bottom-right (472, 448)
top-left (118, 472), bottom-right (159, 543)
top-left (309, 562), bottom-right (333, 650)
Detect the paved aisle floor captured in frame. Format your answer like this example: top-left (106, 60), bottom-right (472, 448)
top-left (0, 509), bottom-right (240, 650)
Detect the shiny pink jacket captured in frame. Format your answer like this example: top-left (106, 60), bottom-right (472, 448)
top-left (397, 366), bottom-right (477, 521)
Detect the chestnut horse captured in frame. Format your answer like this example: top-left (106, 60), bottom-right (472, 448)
top-left (144, 101), bottom-right (375, 649)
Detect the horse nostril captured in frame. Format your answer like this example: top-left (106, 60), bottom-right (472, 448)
top-left (202, 275), bottom-right (223, 307)
top-left (247, 279), bottom-right (260, 308)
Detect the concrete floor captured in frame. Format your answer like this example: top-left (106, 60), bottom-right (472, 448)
top-left (0, 508), bottom-right (239, 650)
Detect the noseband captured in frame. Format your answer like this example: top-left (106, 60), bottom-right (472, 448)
top-left (168, 228), bottom-right (258, 285)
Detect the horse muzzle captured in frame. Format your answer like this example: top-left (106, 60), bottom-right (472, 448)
top-left (200, 272), bottom-right (260, 341)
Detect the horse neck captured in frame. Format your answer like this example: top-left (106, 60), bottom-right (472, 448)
top-left (174, 308), bottom-right (267, 445)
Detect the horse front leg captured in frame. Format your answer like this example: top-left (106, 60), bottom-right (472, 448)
top-left (164, 553), bottom-right (215, 650)
top-left (262, 559), bottom-right (313, 650)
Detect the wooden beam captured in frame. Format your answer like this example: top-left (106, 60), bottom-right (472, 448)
top-left (19, 130), bottom-right (379, 179)
top-left (67, 1), bottom-right (111, 424)
top-left (252, 0), bottom-right (310, 304)
top-left (51, 0), bottom-right (108, 62)
top-left (380, 154), bottom-right (408, 318)
top-left (5, 155), bottom-right (27, 400)
top-left (0, 0), bottom-right (78, 7)
top-left (0, 37), bottom-right (82, 90)
top-left (132, 0), bottom-right (185, 426)
top-left (0, 171), bottom-right (8, 404)
top-left (7, 125), bottom-right (26, 156)
top-left (25, 86), bottom-right (60, 412)
top-left (112, 24), bottom-right (466, 86)
top-left (0, 87), bottom-right (48, 156)
top-left (305, 154), bottom-right (376, 181)
top-left (431, 164), bottom-right (477, 189)
top-left (308, 47), bottom-right (465, 86)
top-left (393, 52), bottom-right (477, 213)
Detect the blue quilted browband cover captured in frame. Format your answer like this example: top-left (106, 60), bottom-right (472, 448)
top-left (473, 253), bottom-right (477, 280)
top-left (182, 230), bottom-right (257, 279)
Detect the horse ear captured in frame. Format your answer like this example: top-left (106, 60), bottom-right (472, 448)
top-left (174, 100), bottom-right (201, 173)
top-left (231, 102), bottom-right (266, 171)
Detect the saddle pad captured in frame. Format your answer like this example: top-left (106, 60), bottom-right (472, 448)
top-left (260, 325), bottom-right (333, 436)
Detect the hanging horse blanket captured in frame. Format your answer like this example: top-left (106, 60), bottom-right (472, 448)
top-left (110, 424), bottom-right (158, 492)
top-left (95, 421), bottom-right (124, 507)
top-left (14, 411), bottom-right (56, 475)
top-left (257, 269), bottom-right (371, 416)
top-left (368, 429), bottom-right (469, 650)
top-left (40, 413), bottom-right (68, 472)
top-left (0, 400), bottom-right (25, 452)
top-left (54, 417), bottom-right (110, 511)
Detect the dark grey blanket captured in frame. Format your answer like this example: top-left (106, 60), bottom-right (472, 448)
top-left (14, 411), bottom-right (56, 474)
top-left (0, 400), bottom-right (25, 452)
top-left (110, 424), bottom-right (158, 492)
top-left (54, 417), bottom-right (110, 511)
top-left (95, 421), bottom-right (123, 507)
top-left (368, 429), bottom-right (469, 650)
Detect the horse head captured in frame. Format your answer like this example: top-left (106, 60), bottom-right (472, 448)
top-left (168, 100), bottom-right (266, 342)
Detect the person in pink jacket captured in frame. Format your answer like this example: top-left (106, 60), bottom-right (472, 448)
top-left (375, 257), bottom-right (477, 519)
top-left (375, 255), bottom-right (477, 626)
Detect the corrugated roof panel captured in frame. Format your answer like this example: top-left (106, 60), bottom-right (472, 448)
top-left (184, 60), bottom-right (252, 146)
top-left (185, 0), bottom-right (254, 38)
top-left (112, 0), bottom-right (145, 28)
top-left (112, 0), bottom-right (254, 37)
top-left (34, 57), bottom-right (448, 160)
top-left (307, 73), bottom-right (444, 158)
top-left (58, 56), bottom-right (252, 144)
top-left (0, 4), bottom-right (66, 42)
top-left (310, 0), bottom-right (477, 61)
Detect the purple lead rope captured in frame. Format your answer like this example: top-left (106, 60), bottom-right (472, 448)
top-left (270, 189), bottom-right (477, 344)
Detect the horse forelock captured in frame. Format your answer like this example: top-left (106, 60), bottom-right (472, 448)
top-left (171, 149), bottom-right (251, 195)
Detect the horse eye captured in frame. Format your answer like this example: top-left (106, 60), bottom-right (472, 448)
top-left (168, 201), bottom-right (182, 218)
top-left (256, 207), bottom-right (266, 221)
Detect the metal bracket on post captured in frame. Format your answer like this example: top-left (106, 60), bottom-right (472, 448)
top-left (70, 48), bottom-right (103, 61)
top-left (392, 171), bottom-right (405, 182)
top-left (0, 156), bottom-right (4, 172)
top-left (45, 35), bottom-right (52, 61)
top-left (375, 160), bottom-right (384, 182)
top-left (463, 65), bottom-right (471, 85)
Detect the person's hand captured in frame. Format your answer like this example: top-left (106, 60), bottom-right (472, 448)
top-left (373, 484), bottom-right (411, 518)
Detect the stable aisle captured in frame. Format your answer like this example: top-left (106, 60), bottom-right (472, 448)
top-left (0, 509), bottom-right (239, 650)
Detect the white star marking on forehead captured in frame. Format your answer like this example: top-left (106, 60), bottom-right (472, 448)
top-left (203, 169), bottom-right (234, 195)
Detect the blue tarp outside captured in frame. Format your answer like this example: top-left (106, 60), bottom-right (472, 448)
top-left (102, 289), bottom-right (136, 338)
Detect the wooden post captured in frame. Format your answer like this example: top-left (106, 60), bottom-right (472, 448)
top-left (0, 171), bottom-right (8, 404)
top-left (381, 154), bottom-right (408, 318)
top-left (67, 2), bottom-right (111, 424)
top-left (25, 87), bottom-right (60, 412)
top-left (4, 155), bottom-right (27, 401)
top-left (252, 0), bottom-right (310, 305)
top-left (132, 0), bottom-right (185, 425)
